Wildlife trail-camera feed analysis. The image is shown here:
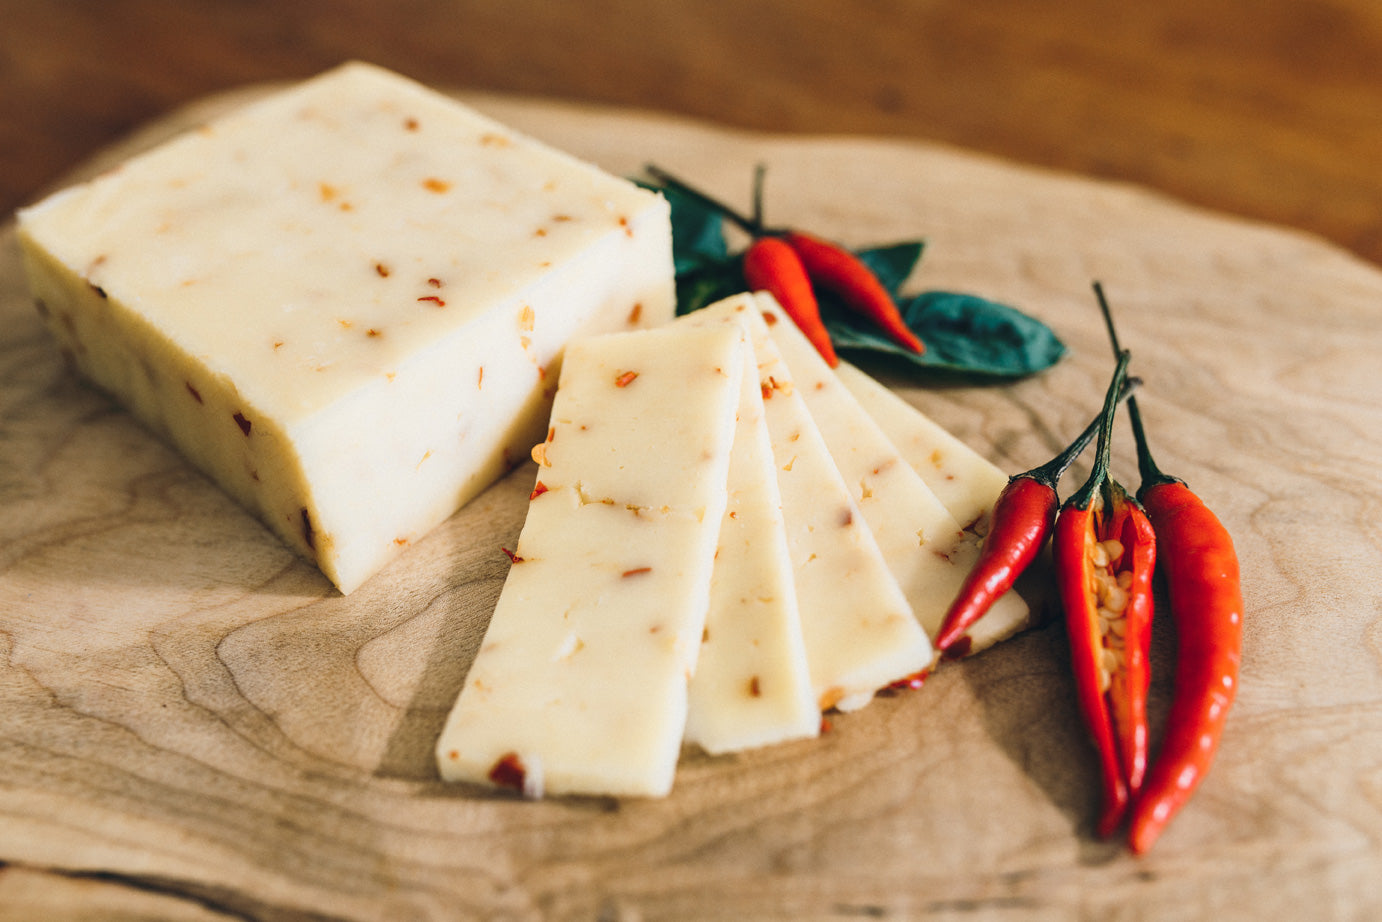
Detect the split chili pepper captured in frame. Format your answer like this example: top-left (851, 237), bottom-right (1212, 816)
top-left (1052, 350), bottom-right (1156, 838)
top-left (742, 235), bottom-right (839, 366)
top-left (934, 373), bottom-right (1139, 657)
top-left (1095, 283), bottom-right (1243, 855)
top-left (643, 164), bottom-right (922, 362)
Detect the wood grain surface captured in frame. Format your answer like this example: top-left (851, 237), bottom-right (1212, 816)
top-left (3, 87), bottom-right (1382, 920)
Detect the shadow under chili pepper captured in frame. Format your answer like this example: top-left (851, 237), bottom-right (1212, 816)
top-left (954, 574), bottom-right (1178, 859)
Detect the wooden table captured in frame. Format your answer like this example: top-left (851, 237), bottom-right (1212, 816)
top-left (3, 4), bottom-right (1382, 919)
top-left (4, 0), bottom-right (1381, 269)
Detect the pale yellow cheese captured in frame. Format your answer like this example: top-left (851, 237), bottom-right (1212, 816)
top-left (833, 361), bottom-right (1034, 653)
top-left (684, 341), bottom-right (817, 754)
top-left (435, 323), bottom-right (745, 797)
top-left (757, 296), bottom-right (1029, 650)
top-left (683, 295), bottom-right (932, 712)
top-left (835, 361), bottom-right (1010, 533)
top-left (16, 62), bottom-right (673, 593)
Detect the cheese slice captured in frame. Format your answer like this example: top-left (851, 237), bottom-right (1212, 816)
top-left (835, 361), bottom-right (1009, 533)
top-left (15, 62), bottom-right (673, 593)
top-left (684, 341), bottom-right (817, 754)
top-left (834, 360), bottom-right (1035, 653)
top-left (757, 296), bottom-right (1033, 653)
top-left (683, 295), bottom-right (932, 712)
top-left (435, 323), bottom-right (744, 797)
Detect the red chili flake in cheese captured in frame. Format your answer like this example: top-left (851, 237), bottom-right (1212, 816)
top-left (529, 481), bottom-right (549, 501)
top-left (622, 566), bottom-right (653, 578)
top-left (488, 752), bottom-right (528, 791)
top-left (418, 296), bottom-right (446, 307)
top-left (374, 262), bottom-right (391, 278)
top-left (232, 412), bottom-right (252, 436)
top-left (501, 547), bottom-right (524, 564)
top-left (422, 177), bottom-right (451, 193)
top-left (185, 382), bottom-right (203, 403)
top-left (614, 371), bottom-right (638, 388)
top-left (627, 302), bottom-right (643, 324)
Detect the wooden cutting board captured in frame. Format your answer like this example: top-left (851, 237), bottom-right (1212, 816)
top-left (3, 86), bottom-right (1380, 921)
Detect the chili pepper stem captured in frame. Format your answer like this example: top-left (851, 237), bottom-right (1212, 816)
top-left (932, 374), bottom-right (1138, 655)
top-left (644, 164), bottom-right (764, 236)
top-left (1093, 282), bottom-right (1178, 490)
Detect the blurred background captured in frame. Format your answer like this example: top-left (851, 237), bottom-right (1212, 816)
top-left (3, 0), bottom-right (1379, 266)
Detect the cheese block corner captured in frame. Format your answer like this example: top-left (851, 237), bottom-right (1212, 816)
top-left (15, 62), bottom-right (675, 592)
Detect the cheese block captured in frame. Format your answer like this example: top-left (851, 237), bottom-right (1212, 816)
top-left (834, 361), bottom-right (1009, 534)
top-left (758, 295), bottom-right (1030, 649)
top-left (684, 340), bottom-right (817, 754)
top-left (435, 323), bottom-right (745, 797)
top-left (834, 360), bottom-right (1036, 653)
top-left (15, 62), bottom-right (674, 593)
top-left (683, 295), bottom-right (932, 712)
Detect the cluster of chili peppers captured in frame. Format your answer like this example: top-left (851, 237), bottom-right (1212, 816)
top-left (644, 164), bottom-right (924, 367)
top-left (935, 283), bottom-right (1243, 854)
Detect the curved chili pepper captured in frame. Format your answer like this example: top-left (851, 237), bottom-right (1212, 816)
top-left (644, 164), bottom-right (922, 362)
top-left (1052, 350), bottom-right (1156, 837)
top-left (1095, 282), bottom-right (1244, 854)
top-left (742, 236), bottom-right (838, 367)
top-left (935, 373), bottom-right (1140, 656)
top-left (781, 230), bottom-right (924, 355)
top-left (937, 404), bottom-right (1103, 656)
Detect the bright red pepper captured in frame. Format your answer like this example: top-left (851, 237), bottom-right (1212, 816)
top-left (644, 164), bottom-right (924, 364)
top-left (1095, 282), bottom-right (1244, 854)
top-left (742, 236), bottom-right (838, 367)
top-left (1129, 479), bottom-right (1241, 853)
top-left (935, 374), bottom-right (1139, 657)
top-left (782, 230), bottom-right (924, 355)
top-left (1052, 351), bottom-right (1156, 837)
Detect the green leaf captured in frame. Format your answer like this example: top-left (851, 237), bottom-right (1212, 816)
top-left (823, 290), bottom-right (1067, 378)
top-left (639, 180), bottom-right (728, 275)
top-left (641, 174), bottom-right (1064, 379)
top-left (675, 260), bottom-right (746, 316)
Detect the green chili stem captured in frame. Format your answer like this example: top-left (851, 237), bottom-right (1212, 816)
top-left (1022, 375), bottom-right (1139, 491)
top-left (1069, 349), bottom-right (1132, 510)
top-left (1093, 282), bottom-right (1180, 490)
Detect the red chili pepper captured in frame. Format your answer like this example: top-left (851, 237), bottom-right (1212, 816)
top-left (782, 230), bottom-right (924, 355)
top-left (644, 164), bottom-right (921, 365)
top-left (935, 375), bottom-right (1139, 656)
top-left (1052, 351), bottom-right (1156, 837)
top-left (1095, 283), bottom-right (1244, 854)
top-left (742, 236), bottom-right (839, 367)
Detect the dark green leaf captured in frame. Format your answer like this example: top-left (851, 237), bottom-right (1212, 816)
top-left (823, 290), bottom-right (1066, 378)
top-left (639, 180), bottom-right (728, 275)
top-left (675, 260), bottom-right (746, 316)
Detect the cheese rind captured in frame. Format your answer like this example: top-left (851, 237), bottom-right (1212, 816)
top-left (684, 343), bottom-right (817, 754)
top-left (16, 62), bottom-right (674, 592)
top-left (436, 323), bottom-right (745, 797)
top-left (683, 295), bottom-right (932, 712)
